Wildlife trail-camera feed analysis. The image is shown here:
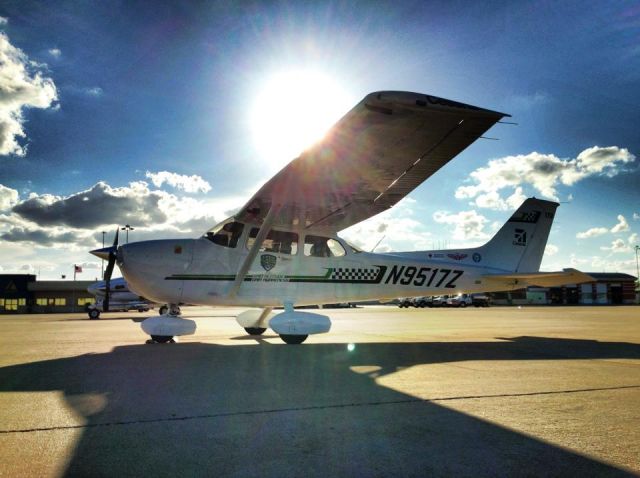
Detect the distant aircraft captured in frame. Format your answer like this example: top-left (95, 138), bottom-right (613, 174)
top-left (86, 277), bottom-right (158, 319)
top-left (91, 91), bottom-right (593, 344)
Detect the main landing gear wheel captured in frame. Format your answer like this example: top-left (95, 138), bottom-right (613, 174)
top-left (159, 305), bottom-right (168, 315)
top-left (244, 327), bottom-right (267, 335)
top-left (280, 334), bottom-right (308, 345)
top-left (88, 309), bottom-right (100, 320)
top-left (147, 335), bottom-right (175, 344)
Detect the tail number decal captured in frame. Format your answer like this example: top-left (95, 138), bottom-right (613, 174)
top-left (384, 266), bottom-right (463, 288)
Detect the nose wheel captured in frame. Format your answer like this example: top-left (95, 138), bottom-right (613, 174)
top-left (146, 335), bottom-right (176, 344)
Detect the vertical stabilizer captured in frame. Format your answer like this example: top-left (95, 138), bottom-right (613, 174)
top-left (476, 198), bottom-right (558, 272)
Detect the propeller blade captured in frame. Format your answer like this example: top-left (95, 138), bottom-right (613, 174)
top-left (103, 228), bottom-right (120, 312)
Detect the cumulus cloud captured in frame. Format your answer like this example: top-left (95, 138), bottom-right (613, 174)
top-left (432, 209), bottom-right (489, 241)
top-left (0, 184), bottom-right (18, 211)
top-left (576, 227), bottom-right (609, 239)
top-left (456, 146), bottom-right (635, 208)
top-left (544, 244), bottom-right (559, 256)
top-left (633, 212), bottom-right (639, 221)
top-left (145, 171), bottom-right (212, 193)
top-left (0, 32), bottom-right (58, 156)
top-left (1, 227), bottom-right (91, 246)
top-left (0, 179), bottom-right (243, 255)
top-left (600, 239), bottom-right (630, 253)
top-left (610, 215), bottom-right (629, 233)
top-left (48, 48), bottom-right (61, 58)
top-left (0, 17), bottom-right (7, 26)
top-left (341, 198), bottom-right (432, 252)
top-left (12, 181), bottom-right (170, 228)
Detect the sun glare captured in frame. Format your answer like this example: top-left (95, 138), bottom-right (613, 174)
top-left (250, 70), bottom-right (353, 170)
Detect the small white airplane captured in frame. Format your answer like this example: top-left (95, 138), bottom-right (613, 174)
top-left (91, 91), bottom-right (592, 344)
top-left (86, 277), bottom-right (158, 319)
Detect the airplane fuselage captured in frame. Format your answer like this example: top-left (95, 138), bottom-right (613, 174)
top-left (117, 234), bottom-right (509, 308)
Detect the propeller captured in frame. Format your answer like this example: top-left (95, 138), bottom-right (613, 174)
top-left (102, 228), bottom-right (119, 312)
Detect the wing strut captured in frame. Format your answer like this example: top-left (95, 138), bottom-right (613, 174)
top-left (228, 203), bottom-right (281, 298)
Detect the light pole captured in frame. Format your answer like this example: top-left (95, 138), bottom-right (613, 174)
top-left (121, 224), bottom-right (135, 244)
top-left (101, 231), bottom-right (106, 279)
top-left (635, 245), bottom-right (639, 293)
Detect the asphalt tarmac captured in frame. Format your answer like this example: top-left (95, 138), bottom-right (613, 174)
top-left (1, 305), bottom-right (639, 477)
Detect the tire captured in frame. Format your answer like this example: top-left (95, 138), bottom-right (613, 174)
top-left (245, 327), bottom-right (267, 335)
top-left (88, 309), bottom-right (100, 320)
top-left (159, 305), bottom-right (169, 315)
top-left (280, 334), bottom-right (308, 344)
top-left (151, 335), bottom-right (174, 343)
top-left (460, 302), bottom-right (467, 308)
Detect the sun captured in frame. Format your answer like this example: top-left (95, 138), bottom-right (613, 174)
top-left (250, 70), bottom-right (353, 170)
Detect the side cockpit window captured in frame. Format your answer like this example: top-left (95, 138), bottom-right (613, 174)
top-left (205, 221), bottom-right (245, 248)
top-left (304, 235), bottom-right (346, 258)
top-left (247, 228), bottom-right (298, 255)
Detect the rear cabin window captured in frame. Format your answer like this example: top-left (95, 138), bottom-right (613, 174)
top-left (205, 221), bottom-right (245, 248)
top-left (247, 228), bottom-right (298, 255)
top-left (304, 235), bottom-right (346, 257)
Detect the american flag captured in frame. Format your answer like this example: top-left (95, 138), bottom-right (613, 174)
top-left (74, 265), bottom-right (83, 273)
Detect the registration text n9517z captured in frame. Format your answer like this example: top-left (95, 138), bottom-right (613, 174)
top-left (383, 266), bottom-right (463, 288)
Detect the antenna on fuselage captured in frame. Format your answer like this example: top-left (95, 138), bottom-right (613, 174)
top-left (371, 235), bottom-right (386, 253)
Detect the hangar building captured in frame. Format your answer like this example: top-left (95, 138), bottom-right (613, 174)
top-left (490, 273), bottom-right (638, 305)
top-left (0, 274), bottom-right (95, 314)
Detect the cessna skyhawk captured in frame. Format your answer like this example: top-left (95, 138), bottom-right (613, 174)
top-left (91, 91), bottom-right (592, 344)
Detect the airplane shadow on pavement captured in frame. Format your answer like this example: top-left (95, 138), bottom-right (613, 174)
top-left (1, 336), bottom-right (639, 477)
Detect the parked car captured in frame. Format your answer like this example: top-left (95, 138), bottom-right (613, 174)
top-left (412, 296), bottom-right (433, 308)
top-left (471, 293), bottom-right (491, 307)
top-left (446, 294), bottom-right (473, 307)
top-left (397, 297), bottom-right (413, 308)
top-left (431, 295), bottom-right (447, 307)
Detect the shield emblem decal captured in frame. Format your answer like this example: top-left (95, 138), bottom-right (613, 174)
top-left (261, 254), bottom-right (277, 271)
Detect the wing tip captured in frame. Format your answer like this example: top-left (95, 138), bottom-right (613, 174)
top-left (365, 91), bottom-right (510, 118)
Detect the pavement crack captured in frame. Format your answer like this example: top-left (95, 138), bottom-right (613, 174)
top-left (2, 384), bottom-right (639, 435)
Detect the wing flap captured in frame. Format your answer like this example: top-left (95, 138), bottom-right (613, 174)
top-left (482, 268), bottom-right (595, 289)
top-left (237, 91), bottom-right (508, 231)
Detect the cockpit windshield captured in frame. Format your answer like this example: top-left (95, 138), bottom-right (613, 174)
top-left (204, 219), bottom-right (244, 248)
top-left (342, 238), bottom-right (362, 254)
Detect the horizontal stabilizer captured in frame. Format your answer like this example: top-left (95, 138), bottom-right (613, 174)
top-left (482, 268), bottom-right (595, 289)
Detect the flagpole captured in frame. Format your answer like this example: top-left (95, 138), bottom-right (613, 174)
top-left (72, 265), bottom-right (76, 313)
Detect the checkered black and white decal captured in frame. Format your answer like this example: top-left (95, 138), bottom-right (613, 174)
top-left (330, 267), bottom-right (379, 281)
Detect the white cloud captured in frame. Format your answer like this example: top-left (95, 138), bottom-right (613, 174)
top-left (432, 209), bottom-right (489, 241)
top-left (341, 198), bottom-right (432, 252)
top-left (576, 227), bottom-right (608, 239)
top-left (611, 215), bottom-right (629, 233)
top-left (145, 171), bottom-right (212, 193)
top-left (0, 17), bottom-right (7, 26)
top-left (0, 184), bottom-right (18, 211)
top-left (0, 32), bottom-right (58, 156)
top-left (84, 86), bottom-right (102, 96)
top-left (48, 48), bottom-right (61, 58)
top-left (600, 238), bottom-right (631, 253)
top-left (544, 244), bottom-right (559, 256)
top-left (628, 233), bottom-right (638, 245)
top-left (456, 146), bottom-right (635, 208)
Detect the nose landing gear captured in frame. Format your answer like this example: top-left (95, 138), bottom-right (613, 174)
top-left (141, 304), bottom-right (193, 344)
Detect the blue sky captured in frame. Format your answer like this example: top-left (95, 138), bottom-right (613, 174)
top-left (0, 1), bottom-right (638, 280)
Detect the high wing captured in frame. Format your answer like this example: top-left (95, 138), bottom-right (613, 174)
top-left (235, 91), bottom-right (508, 231)
top-left (482, 269), bottom-right (595, 289)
